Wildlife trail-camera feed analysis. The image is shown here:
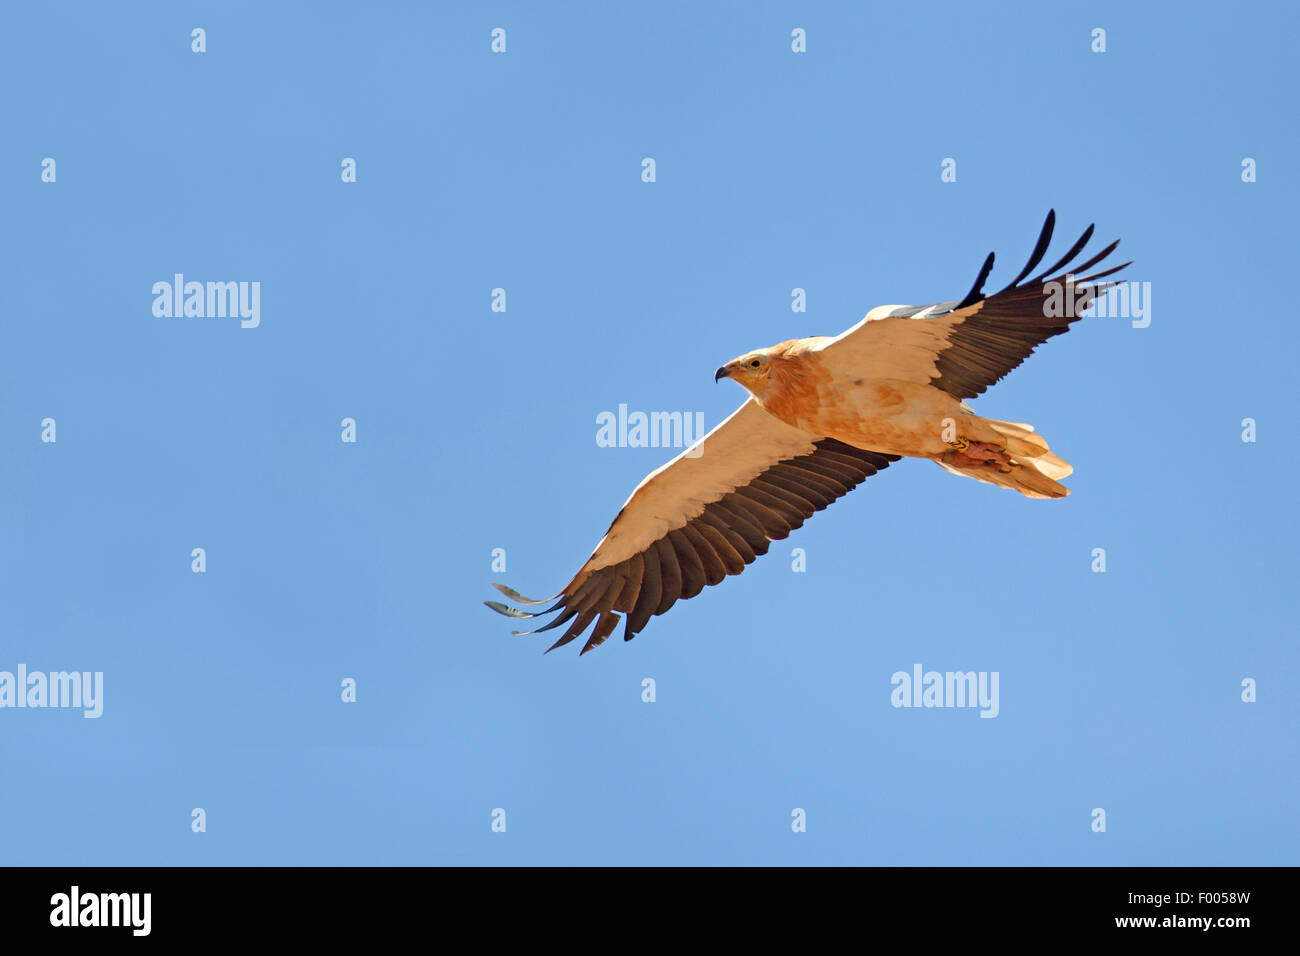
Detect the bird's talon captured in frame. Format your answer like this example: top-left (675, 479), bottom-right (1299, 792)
top-left (945, 439), bottom-right (1013, 469)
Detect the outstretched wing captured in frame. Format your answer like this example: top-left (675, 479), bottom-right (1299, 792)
top-left (486, 399), bottom-right (898, 655)
top-left (816, 210), bottom-right (1131, 399)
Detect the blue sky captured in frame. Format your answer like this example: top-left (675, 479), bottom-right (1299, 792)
top-left (1, 1), bottom-right (1296, 865)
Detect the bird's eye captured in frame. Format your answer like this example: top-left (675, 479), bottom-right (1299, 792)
top-left (749, 359), bottom-right (761, 368)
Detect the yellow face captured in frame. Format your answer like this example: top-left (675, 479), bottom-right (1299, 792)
top-left (714, 351), bottom-right (773, 396)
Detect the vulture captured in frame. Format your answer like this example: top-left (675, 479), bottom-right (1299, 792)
top-left (487, 211), bottom-right (1129, 654)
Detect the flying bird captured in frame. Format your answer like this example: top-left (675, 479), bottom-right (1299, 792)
top-left (487, 211), bottom-right (1129, 654)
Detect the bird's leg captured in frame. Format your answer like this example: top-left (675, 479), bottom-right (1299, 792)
top-left (945, 437), bottom-right (1013, 471)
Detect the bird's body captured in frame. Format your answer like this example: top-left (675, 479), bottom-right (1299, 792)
top-left (735, 340), bottom-right (968, 454)
top-left (721, 338), bottom-right (1072, 498)
top-left (487, 211), bottom-right (1130, 653)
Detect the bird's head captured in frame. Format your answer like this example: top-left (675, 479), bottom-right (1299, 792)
top-left (715, 349), bottom-right (775, 398)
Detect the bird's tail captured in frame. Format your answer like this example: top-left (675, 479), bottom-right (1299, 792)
top-left (936, 417), bottom-right (1073, 499)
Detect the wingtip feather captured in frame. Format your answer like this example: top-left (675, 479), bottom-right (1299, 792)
top-left (484, 600), bottom-right (538, 620)
top-left (491, 582), bottom-right (557, 605)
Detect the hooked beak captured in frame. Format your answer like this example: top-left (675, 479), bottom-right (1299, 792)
top-left (714, 364), bottom-right (732, 383)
